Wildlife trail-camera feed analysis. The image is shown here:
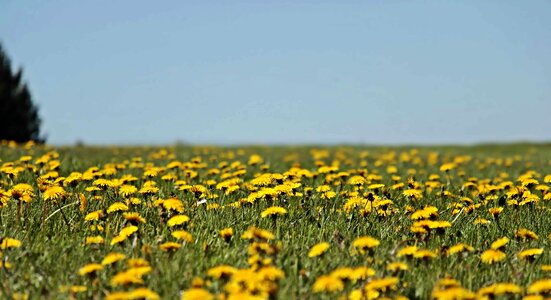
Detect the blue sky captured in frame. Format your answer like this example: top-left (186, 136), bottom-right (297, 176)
top-left (1, 1), bottom-right (550, 145)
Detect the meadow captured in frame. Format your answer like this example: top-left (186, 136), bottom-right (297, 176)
top-left (1, 141), bottom-right (551, 299)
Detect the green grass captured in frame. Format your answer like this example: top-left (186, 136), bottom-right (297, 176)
top-left (1, 143), bottom-right (550, 299)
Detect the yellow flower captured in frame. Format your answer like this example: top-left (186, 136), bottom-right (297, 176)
top-left (110, 235), bottom-right (127, 246)
top-left (84, 210), bottom-right (103, 221)
top-left (411, 206), bottom-right (439, 220)
top-left (488, 207), bottom-right (503, 218)
top-left (352, 236), bottom-right (380, 254)
top-left (160, 242), bottom-right (181, 252)
top-left (446, 243), bottom-right (474, 256)
top-left (78, 263), bottom-right (103, 276)
top-left (365, 277), bottom-right (399, 292)
top-left (1, 238), bottom-right (22, 249)
top-left (162, 198), bottom-right (185, 213)
top-left (207, 265), bottom-right (237, 279)
top-left (119, 225), bottom-right (139, 238)
top-left (432, 287), bottom-right (475, 300)
top-left (172, 230), bottom-right (193, 243)
top-left (478, 282), bottom-right (522, 296)
top-left (413, 249), bottom-right (438, 260)
top-left (181, 288), bottom-right (214, 300)
top-left (439, 163), bottom-right (456, 172)
top-left (312, 275), bottom-right (344, 293)
top-left (519, 248), bottom-right (543, 260)
top-left (308, 242), bottom-right (330, 258)
top-left (85, 236), bottom-right (104, 245)
top-left (481, 249), bottom-right (506, 264)
top-left (248, 154), bottom-right (264, 166)
top-left (515, 228), bottom-right (538, 240)
top-left (127, 258), bottom-right (150, 268)
top-left (43, 185), bottom-right (67, 203)
top-left (348, 176), bottom-right (367, 186)
top-left (167, 215), bottom-right (190, 227)
top-left (110, 270), bottom-right (144, 286)
top-left (350, 266), bottom-right (376, 281)
top-left (260, 206), bottom-right (287, 218)
top-left (490, 237), bottom-right (509, 250)
top-left (241, 226), bottom-right (275, 241)
top-left (257, 266), bottom-right (285, 281)
top-left (107, 202), bottom-right (128, 214)
top-left (527, 279), bottom-right (551, 294)
top-left (119, 184), bottom-right (138, 197)
top-left (386, 262), bottom-right (408, 272)
top-left (123, 212), bottom-right (146, 224)
top-left (403, 189), bottom-right (423, 199)
top-left (397, 246), bottom-right (418, 257)
top-left (101, 252), bottom-right (126, 266)
top-left (219, 227), bottom-right (234, 242)
top-left (10, 183), bottom-right (34, 202)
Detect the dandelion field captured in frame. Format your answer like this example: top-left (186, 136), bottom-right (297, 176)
top-left (1, 141), bottom-right (551, 299)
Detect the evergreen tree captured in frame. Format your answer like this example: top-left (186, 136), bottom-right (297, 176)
top-left (0, 44), bottom-right (43, 143)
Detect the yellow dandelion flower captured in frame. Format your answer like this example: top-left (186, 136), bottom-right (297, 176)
top-left (397, 246), bottom-right (418, 258)
top-left (312, 275), bottom-right (344, 293)
top-left (101, 252), bottom-right (126, 266)
top-left (110, 271), bottom-right (144, 286)
top-left (110, 235), bottom-right (127, 246)
top-left (540, 265), bottom-right (551, 272)
top-left (241, 226), bottom-right (275, 241)
top-left (350, 266), bottom-right (376, 281)
top-left (481, 249), bottom-right (506, 264)
top-left (474, 217), bottom-right (490, 225)
top-left (440, 163), bottom-right (456, 172)
top-left (446, 243), bottom-right (474, 256)
top-left (352, 236), bottom-right (380, 254)
top-left (432, 287), bottom-right (475, 300)
top-left (43, 185), bottom-right (67, 203)
top-left (386, 262), bottom-right (408, 272)
top-left (488, 207), bottom-right (503, 218)
top-left (127, 258), bottom-right (150, 268)
top-left (527, 279), bottom-right (551, 294)
top-left (172, 230), bottom-right (193, 243)
top-left (119, 184), bottom-right (138, 197)
top-left (515, 228), bottom-right (538, 240)
top-left (85, 236), bottom-right (104, 245)
top-left (1, 238), bottom-right (22, 249)
top-left (308, 242), bottom-right (330, 258)
top-left (181, 288), bottom-right (214, 300)
top-left (107, 202), bottom-right (128, 214)
top-left (260, 206), bottom-right (287, 218)
top-left (160, 242), bottom-right (181, 251)
top-left (403, 189), bottom-right (423, 199)
top-left (84, 210), bottom-right (103, 221)
top-left (257, 266), bottom-right (285, 281)
top-left (329, 267), bottom-right (355, 281)
top-left (78, 263), bottom-right (103, 276)
top-left (123, 212), bottom-right (146, 224)
top-left (411, 206), bottom-right (439, 220)
top-left (219, 227), bottom-right (233, 242)
top-left (413, 249), bottom-right (438, 259)
top-left (478, 282), bottom-right (522, 296)
top-left (162, 198), bottom-right (185, 213)
top-left (10, 183), bottom-right (35, 201)
top-left (119, 225), bottom-right (138, 238)
top-left (519, 248), bottom-right (543, 260)
top-left (348, 176), bottom-right (367, 186)
top-left (167, 215), bottom-right (190, 227)
top-left (365, 277), bottom-right (399, 292)
top-left (207, 265), bottom-right (237, 279)
top-left (491, 237), bottom-right (509, 250)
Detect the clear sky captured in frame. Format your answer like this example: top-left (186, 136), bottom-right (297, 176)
top-left (1, 1), bottom-right (550, 145)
